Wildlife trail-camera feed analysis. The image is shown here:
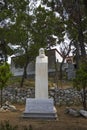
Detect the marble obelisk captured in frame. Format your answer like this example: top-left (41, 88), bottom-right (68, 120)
top-left (23, 48), bottom-right (57, 119)
top-left (35, 48), bottom-right (48, 99)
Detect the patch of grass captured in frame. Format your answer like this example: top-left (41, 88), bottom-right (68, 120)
top-left (0, 121), bottom-right (18, 130)
top-left (57, 80), bottom-right (73, 88)
top-left (23, 79), bottom-right (35, 88)
top-left (0, 121), bottom-right (33, 130)
top-left (7, 76), bottom-right (73, 89)
top-left (7, 77), bottom-right (21, 86)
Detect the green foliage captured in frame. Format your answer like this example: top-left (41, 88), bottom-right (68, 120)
top-left (73, 60), bottom-right (87, 109)
top-left (0, 121), bottom-right (32, 130)
top-left (73, 61), bottom-right (87, 90)
top-left (0, 121), bottom-right (18, 130)
top-left (0, 62), bottom-right (12, 89)
top-left (0, 0), bottom-right (65, 67)
top-left (7, 77), bottom-right (21, 86)
top-left (32, 5), bottom-right (65, 48)
top-left (0, 62), bottom-right (12, 107)
top-left (42, 0), bottom-right (87, 58)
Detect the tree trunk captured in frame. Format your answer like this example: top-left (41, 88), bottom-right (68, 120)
top-left (60, 59), bottom-right (65, 80)
top-left (0, 87), bottom-right (3, 107)
top-left (77, 0), bottom-right (86, 58)
top-left (59, 58), bottom-right (65, 88)
top-left (74, 41), bottom-right (80, 69)
top-left (83, 87), bottom-right (87, 110)
top-left (1, 39), bottom-right (7, 62)
top-left (59, 41), bottom-right (72, 87)
top-left (78, 22), bottom-right (86, 58)
top-left (55, 59), bottom-right (58, 88)
top-left (20, 60), bottom-right (29, 87)
top-left (83, 0), bottom-right (87, 14)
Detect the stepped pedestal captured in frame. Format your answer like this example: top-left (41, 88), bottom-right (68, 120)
top-left (23, 98), bottom-right (57, 119)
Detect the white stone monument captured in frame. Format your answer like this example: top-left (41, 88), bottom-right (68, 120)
top-left (23, 48), bottom-right (57, 119)
top-left (35, 48), bottom-right (48, 99)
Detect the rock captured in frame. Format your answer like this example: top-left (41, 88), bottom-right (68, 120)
top-left (1, 87), bottom-right (82, 105)
top-left (65, 107), bottom-right (80, 117)
top-left (0, 107), bottom-right (10, 112)
top-left (9, 105), bottom-right (16, 111)
top-left (0, 101), bottom-right (17, 112)
top-left (79, 110), bottom-right (87, 118)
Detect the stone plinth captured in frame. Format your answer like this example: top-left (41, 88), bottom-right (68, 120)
top-left (22, 98), bottom-right (57, 119)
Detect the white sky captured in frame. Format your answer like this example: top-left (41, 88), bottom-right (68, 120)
top-left (7, 56), bottom-right (11, 64)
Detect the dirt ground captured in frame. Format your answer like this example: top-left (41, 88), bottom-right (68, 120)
top-left (0, 104), bottom-right (87, 130)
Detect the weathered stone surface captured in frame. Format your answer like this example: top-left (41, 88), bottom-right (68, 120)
top-left (65, 107), bottom-right (80, 117)
top-left (79, 110), bottom-right (87, 118)
top-left (23, 98), bottom-right (57, 119)
top-left (0, 101), bottom-right (16, 112)
top-left (0, 87), bottom-right (84, 105)
top-left (24, 98), bottom-right (54, 113)
top-left (23, 48), bottom-right (57, 119)
top-left (67, 63), bottom-right (76, 80)
top-left (35, 48), bottom-right (48, 99)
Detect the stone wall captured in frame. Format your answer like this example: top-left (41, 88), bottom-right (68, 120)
top-left (0, 87), bottom-right (83, 106)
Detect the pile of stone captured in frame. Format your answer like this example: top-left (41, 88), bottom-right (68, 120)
top-left (65, 107), bottom-right (87, 118)
top-left (3, 87), bottom-right (35, 103)
top-left (0, 101), bottom-right (17, 112)
top-left (49, 87), bottom-right (82, 106)
top-left (0, 86), bottom-right (84, 105)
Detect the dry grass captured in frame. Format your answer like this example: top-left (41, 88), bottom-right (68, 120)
top-left (0, 104), bottom-right (87, 130)
top-left (8, 77), bottom-right (73, 89)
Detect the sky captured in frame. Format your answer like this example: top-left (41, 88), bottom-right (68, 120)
top-left (8, 56), bottom-right (11, 64)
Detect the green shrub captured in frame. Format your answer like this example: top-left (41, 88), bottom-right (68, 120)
top-left (0, 121), bottom-right (33, 130)
top-left (73, 61), bottom-right (87, 110)
top-left (0, 62), bottom-right (12, 107)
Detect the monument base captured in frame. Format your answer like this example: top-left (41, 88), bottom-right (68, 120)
top-left (22, 98), bottom-right (57, 119)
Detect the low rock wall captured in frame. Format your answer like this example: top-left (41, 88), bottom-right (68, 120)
top-left (0, 87), bottom-right (85, 105)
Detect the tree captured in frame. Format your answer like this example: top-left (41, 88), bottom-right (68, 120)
top-left (73, 60), bottom-right (87, 110)
top-left (32, 5), bottom-right (65, 49)
top-left (0, 0), bottom-right (66, 87)
top-left (62, 0), bottom-right (87, 60)
top-left (9, 3), bottom-right (65, 87)
top-left (0, 62), bottom-right (12, 107)
top-left (0, 0), bottom-right (37, 87)
top-left (42, 0), bottom-right (87, 68)
top-left (59, 40), bottom-right (73, 85)
top-left (0, 0), bottom-right (15, 58)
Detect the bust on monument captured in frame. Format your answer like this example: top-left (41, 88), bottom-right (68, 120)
top-left (36, 48), bottom-right (48, 62)
top-left (35, 48), bottom-right (48, 99)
